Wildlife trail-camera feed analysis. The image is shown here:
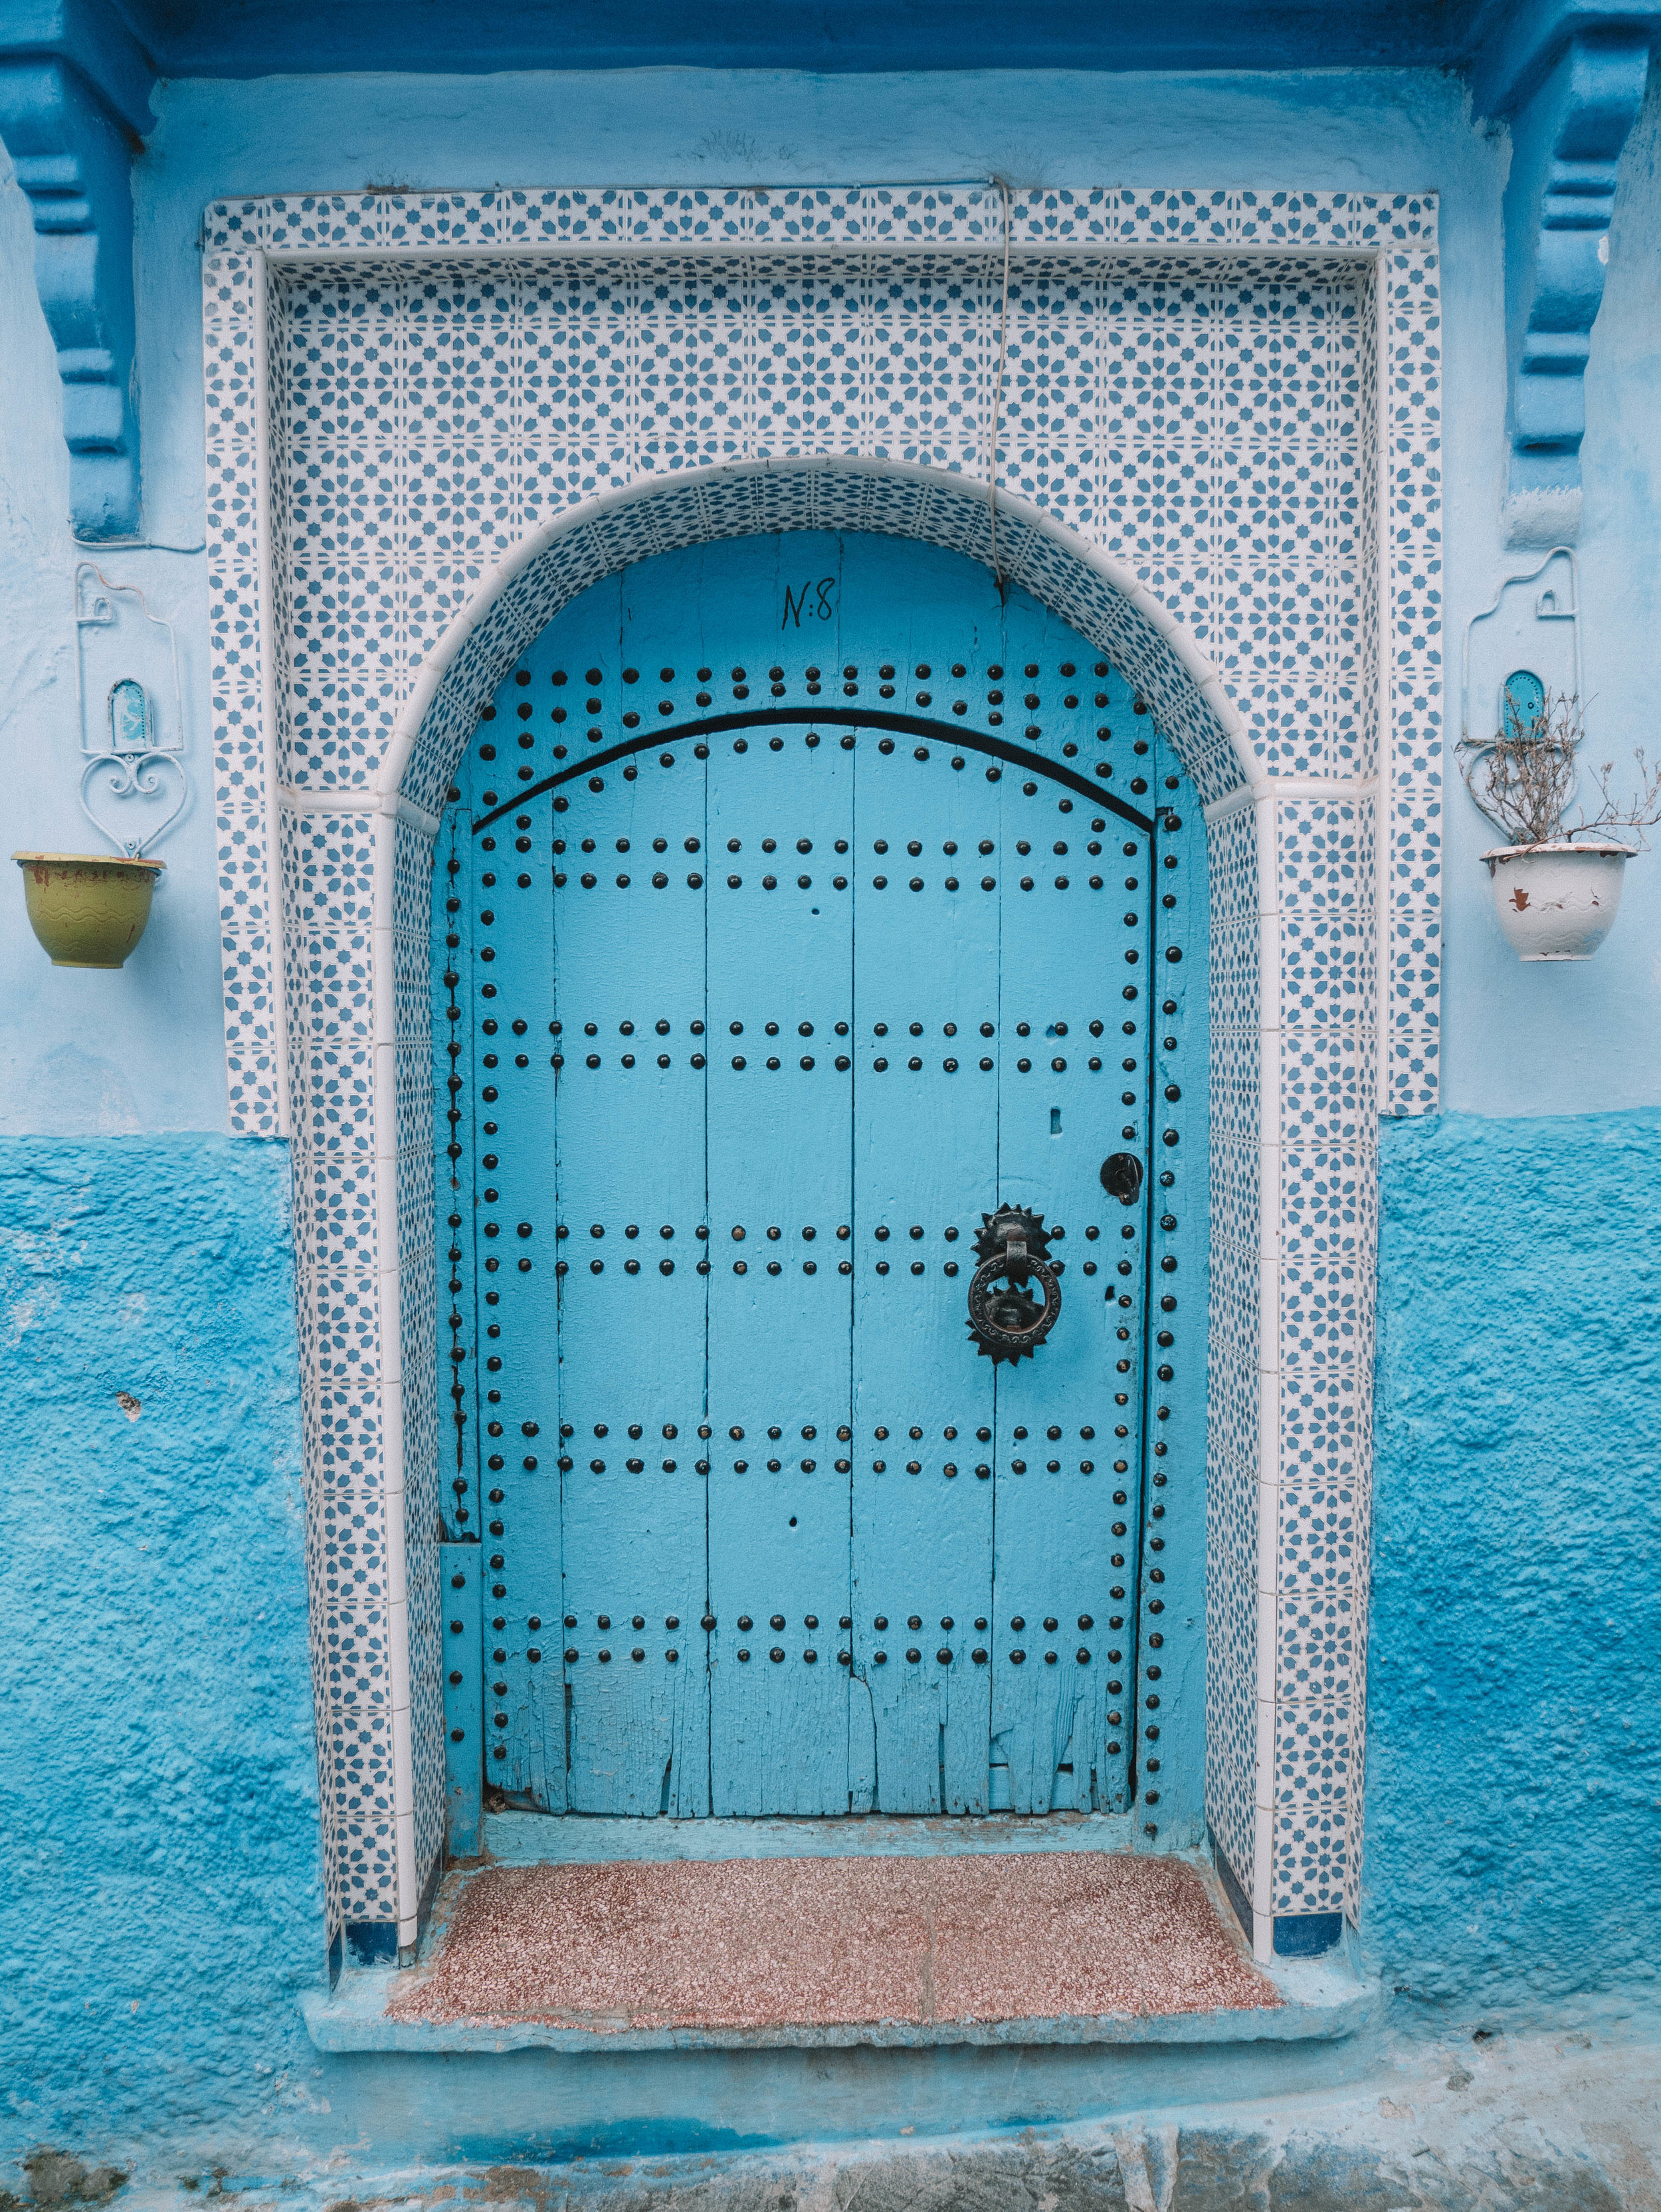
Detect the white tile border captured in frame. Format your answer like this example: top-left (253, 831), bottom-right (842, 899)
top-left (199, 183), bottom-right (1439, 1961)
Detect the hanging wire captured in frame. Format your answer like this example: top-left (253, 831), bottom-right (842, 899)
top-left (986, 175), bottom-right (1013, 605)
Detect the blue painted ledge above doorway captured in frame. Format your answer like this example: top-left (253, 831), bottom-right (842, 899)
top-left (3, 0), bottom-right (1660, 544)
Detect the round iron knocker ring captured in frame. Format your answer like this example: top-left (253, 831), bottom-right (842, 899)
top-left (966, 1253), bottom-right (1062, 1362)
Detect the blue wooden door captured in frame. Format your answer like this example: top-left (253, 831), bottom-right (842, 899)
top-left (436, 532), bottom-right (1207, 1826)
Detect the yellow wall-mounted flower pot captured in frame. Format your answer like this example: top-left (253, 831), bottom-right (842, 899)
top-left (13, 852), bottom-right (165, 969)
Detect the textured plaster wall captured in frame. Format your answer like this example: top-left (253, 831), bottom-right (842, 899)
top-left (5, 1117), bottom-right (1654, 2185)
top-left (0, 1136), bottom-right (317, 2157)
top-left (1363, 1109), bottom-right (1661, 2015)
top-left (1, 54), bottom-right (1660, 2186)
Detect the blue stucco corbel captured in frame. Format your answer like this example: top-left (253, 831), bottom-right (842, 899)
top-left (0, 0), bottom-right (155, 539)
top-left (1471, 1), bottom-right (1661, 546)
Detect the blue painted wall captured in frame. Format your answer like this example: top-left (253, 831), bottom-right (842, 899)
top-left (3, 60), bottom-right (1659, 1133)
top-left (2, 50), bottom-right (1661, 2187)
top-left (0, 156), bottom-right (224, 1136)
top-left (1363, 1108), bottom-right (1661, 2017)
top-left (0, 1136), bottom-right (318, 2156)
top-left (9, 62), bottom-right (1661, 1132)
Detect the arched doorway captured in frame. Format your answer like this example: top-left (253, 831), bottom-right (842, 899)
top-left (433, 528), bottom-right (1209, 1830)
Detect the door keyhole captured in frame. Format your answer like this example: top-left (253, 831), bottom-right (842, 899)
top-left (1100, 1152), bottom-right (1143, 1204)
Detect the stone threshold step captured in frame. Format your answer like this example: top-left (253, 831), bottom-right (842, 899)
top-left (304, 1828), bottom-right (1372, 2055)
top-left (489, 1807), bottom-right (1140, 1862)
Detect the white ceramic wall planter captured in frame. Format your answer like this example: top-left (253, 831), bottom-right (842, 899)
top-left (1482, 839), bottom-right (1632, 960)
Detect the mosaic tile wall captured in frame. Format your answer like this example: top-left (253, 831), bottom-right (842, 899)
top-left (1203, 793), bottom-right (1263, 1912)
top-left (200, 185), bottom-right (1440, 1956)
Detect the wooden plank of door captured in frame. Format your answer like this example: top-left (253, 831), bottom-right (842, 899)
top-left (466, 773), bottom-right (567, 1808)
top-left (705, 542), bottom-right (856, 1815)
top-left (537, 599), bottom-right (710, 1815)
top-left (848, 612), bottom-right (1000, 1815)
top-left (989, 653), bottom-right (1151, 1817)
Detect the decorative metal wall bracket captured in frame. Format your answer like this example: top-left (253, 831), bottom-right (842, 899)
top-left (1460, 546), bottom-right (1583, 750)
top-left (75, 564), bottom-right (188, 856)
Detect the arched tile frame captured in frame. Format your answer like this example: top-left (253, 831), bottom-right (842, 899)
top-left (200, 186), bottom-right (1440, 1968)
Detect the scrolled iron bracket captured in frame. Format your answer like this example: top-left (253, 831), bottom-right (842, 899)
top-left (74, 564), bottom-right (189, 856)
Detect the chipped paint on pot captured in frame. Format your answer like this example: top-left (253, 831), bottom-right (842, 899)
top-left (13, 852), bottom-right (165, 969)
top-left (1480, 840), bottom-right (1631, 961)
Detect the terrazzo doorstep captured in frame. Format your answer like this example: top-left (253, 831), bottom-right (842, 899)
top-left (390, 1852), bottom-right (1281, 2032)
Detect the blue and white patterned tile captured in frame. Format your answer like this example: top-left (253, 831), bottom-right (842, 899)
top-left (217, 807), bottom-right (273, 926)
top-left (1280, 912), bottom-right (1375, 1029)
top-left (207, 186), bottom-right (1438, 1944)
top-left (1276, 1590), bottom-right (1358, 1706)
top-left (1387, 1027), bottom-right (1441, 1116)
top-left (1280, 1035), bottom-right (1373, 1152)
top-left (1207, 1340), bottom-right (1259, 1493)
top-left (1280, 1246), bottom-right (1364, 1365)
top-left (297, 1041), bottom-right (377, 1157)
top-left (219, 928), bottom-right (283, 1127)
top-left (1210, 912), bottom-right (1262, 1029)
top-left (1386, 907), bottom-right (1443, 1028)
top-left (284, 810), bottom-right (380, 930)
top-left (1272, 1790), bottom-right (1351, 1917)
top-left (408, 1518), bottom-right (446, 1897)
top-left (300, 1267), bottom-right (381, 1389)
top-left (291, 934), bottom-right (376, 1041)
top-left (1277, 1482), bottom-right (1362, 1598)
top-left (1279, 1363), bottom-right (1369, 1492)
top-left (1207, 803), bottom-right (1260, 920)
top-left (1205, 1438), bottom-right (1262, 1889)
top-left (1281, 1148), bottom-right (1373, 1282)
top-left (1208, 1132), bottom-right (1260, 1257)
top-left (1209, 1021), bottom-right (1262, 1150)
top-left (393, 823), bottom-right (437, 940)
top-left (1277, 799), bottom-right (1371, 912)
top-left (304, 1266), bottom-right (383, 1388)
top-left (1274, 1700), bottom-right (1354, 1799)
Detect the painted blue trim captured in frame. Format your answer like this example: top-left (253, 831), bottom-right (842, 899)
top-left (485, 1810), bottom-right (1141, 1862)
top-left (3, 0), bottom-right (1476, 79)
top-left (29, 0), bottom-right (1655, 84)
top-left (1274, 1913), bottom-right (1343, 1960)
top-left (1468, 0), bottom-right (1661, 116)
top-left (302, 1952), bottom-right (1374, 2055)
top-left (441, 1542), bottom-right (484, 1859)
top-left (1476, 9), bottom-right (1658, 541)
top-left (1211, 1838), bottom-right (1343, 1958)
top-left (8, 0), bottom-right (1654, 95)
top-left (1213, 1836), bottom-right (1253, 1944)
top-left (0, 7), bottom-right (149, 538)
top-left (0, 0), bottom-right (157, 138)
top-left (345, 1921), bottom-right (400, 1965)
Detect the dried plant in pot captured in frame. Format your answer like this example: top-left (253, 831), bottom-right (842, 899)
top-left (1459, 693), bottom-right (1661, 961)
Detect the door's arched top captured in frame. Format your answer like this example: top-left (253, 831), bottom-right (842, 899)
top-left (387, 458), bottom-right (1253, 821)
top-left (473, 712), bottom-right (1159, 836)
top-left (436, 548), bottom-right (1212, 1824)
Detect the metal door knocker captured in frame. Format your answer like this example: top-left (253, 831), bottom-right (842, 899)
top-left (967, 1206), bottom-right (1061, 1363)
